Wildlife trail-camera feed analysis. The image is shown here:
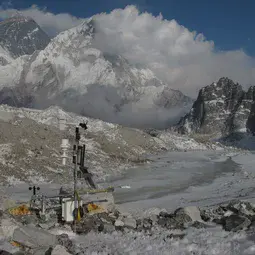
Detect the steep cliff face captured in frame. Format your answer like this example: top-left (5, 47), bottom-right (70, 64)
top-left (246, 88), bottom-right (255, 134)
top-left (178, 77), bottom-right (255, 136)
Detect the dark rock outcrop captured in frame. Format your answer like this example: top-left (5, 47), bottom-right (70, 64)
top-left (223, 214), bottom-right (251, 232)
top-left (178, 77), bottom-right (255, 136)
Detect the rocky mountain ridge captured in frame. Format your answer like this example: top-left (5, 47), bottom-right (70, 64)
top-left (0, 16), bottom-right (50, 62)
top-left (178, 77), bottom-right (255, 137)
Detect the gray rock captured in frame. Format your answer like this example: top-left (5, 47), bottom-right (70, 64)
top-left (158, 214), bottom-right (188, 230)
top-left (0, 218), bottom-right (19, 239)
top-left (52, 245), bottom-right (71, 255)
top-left (75, 215), bottom-right (102, 234)
top-left (114, 219), bottom-right (124, 227)
top-left (166, 233), bottom-right (185, 240)
top-left (123, 217), bottom-right (137, 229)
top-left (56, 234), bottom-right (75, 254)
top-left (175, 206), bottom-right (203, 222)
top-left (20, 215), bottom-right (38, 226)
top-left (159, 212), bottom-right (172, 218)
top-left (98, 213), bottom-right (115, 224)
top-left (226, 200), bottom-right (255, 218)
top-left (223, 214), bottom-right (251, 232)
top-left (31, 246), bottom-right (52, 255)
top-left (200, 209), bottom-right (211, 222)
top-left (157, 217), bottom-right (169, 228)
top-left (149, 214), bottom-right (158, 223)
top-left (157, 207), bottom-right (201, 230)
top-left (142, 218), bottom-right (153, 230)
top-left (190, 221), bottom-right (215, 229)
top-left (102, 223), bottom-right (115, 234)
top-left (38, 221), bottom-right (56, 230)
top-left (169, 215), bottom-right (191, 229)
top-left (12, 225), bottom-right (56, 249)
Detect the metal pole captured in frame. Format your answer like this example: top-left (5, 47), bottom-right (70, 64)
top-left (73, 152), bottom-right (77, 233)
top-left (73, 126), bottom-right (80, 233)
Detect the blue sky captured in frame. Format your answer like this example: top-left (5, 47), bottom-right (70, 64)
top-left (0, 0), bottom-right (254, 94)
top-left (2, 0), bottom-right (255, 56)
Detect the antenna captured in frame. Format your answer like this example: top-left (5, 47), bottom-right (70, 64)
top-left (58, 109), bottom-right (96, 232)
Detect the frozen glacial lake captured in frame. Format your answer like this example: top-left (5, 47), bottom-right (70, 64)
top-left (4, 150), bottom-right (255, 214)
top-left (105, 150), bottom-right (255, 214)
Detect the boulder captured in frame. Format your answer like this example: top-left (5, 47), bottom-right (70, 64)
top-left (190, 221), bottom-right (215, 229)
top-left (114, 220), bottom-right (124, 227)
top-left (123, 218), bottom-right (137, 229)
top-left (114, 219), bottom-right (124, 231)
top-left (98, 213), bottom-right (116, 224)
top-left (159, 212), bottom-right (172, 218)
top-left (157, 206), bottom-right (204, 230)
top-left (52, 245), bottom-right (71, 255)
top-left (0, 218), bottom-right (19, 239)
top-left (102, 223), bottom-right (115, 234)
top-left (168, 215), bottom-right (191, 230)
top-left (75, 215), bottom-right (104, 234)
top-left (30, 246), bottom-right (52, 255)
top-left (142, 218), bottom-right (153, 230)
top-left (175, 206), bottom-right (203, 222)
top-left (200, 209), bottom-right (211, 222)
top-left (223, 214), bottom-right (251, 232)
top-left (149, 214), bottom-right (158, 223)
top-left (56, 234), bottom-right (75, 254)
top-left (12, 225), bottom-right (56, 249)
top-left (20, 215), bottom-right (38, 226)
top-left (226, 200), bottom-right (255, 218)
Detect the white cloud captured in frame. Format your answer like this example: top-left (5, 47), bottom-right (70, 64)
top-left (0, 5), bottom-right (84, 36)
top-left (0, 4), bottom-right (254, 98)
top-left (92, 6), bottom-right (255, 97)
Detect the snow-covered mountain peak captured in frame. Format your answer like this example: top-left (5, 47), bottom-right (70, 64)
top-left (0, 16), bottom-right (192, 128)
top-left (78, 18), bottom-right (96, 38)
top-left (0, 16), bottom-right (50, 59)
top-left (46, 18), bottom-right (95, 53)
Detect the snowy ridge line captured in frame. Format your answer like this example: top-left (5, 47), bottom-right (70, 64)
top-left (0, 17), bottom-right (191, 127)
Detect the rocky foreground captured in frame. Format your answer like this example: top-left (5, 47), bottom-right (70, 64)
top-left (1, 199), bottom-right (255, 254)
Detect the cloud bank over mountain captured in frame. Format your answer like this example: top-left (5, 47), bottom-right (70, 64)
top-left (0, 4), bottom-right (254, 98)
